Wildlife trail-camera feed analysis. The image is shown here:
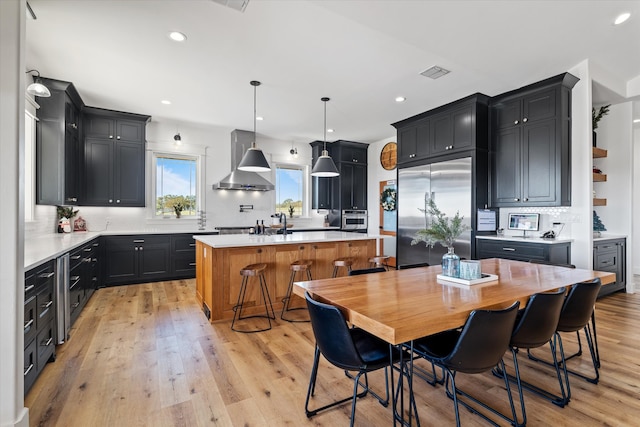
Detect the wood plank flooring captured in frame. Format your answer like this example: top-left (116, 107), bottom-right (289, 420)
top-left (25, 279), bottom-right (640, 426)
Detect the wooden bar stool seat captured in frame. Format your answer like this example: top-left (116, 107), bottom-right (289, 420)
top-left (332, 257), bottom-right (355, 278)
top-left (231, 263), bottom-right (275, 333)
top-left (281, 260), bottom-right (312, 322)
top-left (369, 255), bottom-right (391, 271)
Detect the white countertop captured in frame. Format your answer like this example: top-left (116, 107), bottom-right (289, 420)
top-left (24, 232), bottom-right (103, 270)
top-left (194, 231), bottom-right (380, 248)
top-left (593, 234), bottom-right (627, 242)
top-left (476, 235), bottom-right (573, 245)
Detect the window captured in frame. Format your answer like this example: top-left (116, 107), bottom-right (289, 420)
top-left (275, 165), bottom-right (304, 217)
top-left (154, 154), bottom-right (198, 217)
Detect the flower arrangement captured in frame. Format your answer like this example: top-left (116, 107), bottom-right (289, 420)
top-left (380, 187), bottom-right (396, 211)
top-left (411, 199), bottom-right (469, 249)
top-left (288, 204), bottom-right (295, 218)
top-left (173, 202), bottom-right (184, 218)
top-left (592, 104), bottom-right (610, 130)
top-left (56, 205), bottom-right (78, 219)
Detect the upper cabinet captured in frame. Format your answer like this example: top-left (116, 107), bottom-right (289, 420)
top-left (490, 73), bottom-right (579, 207)
top-left (392, 94), bottom-right (489, 166)
top-left (35, 78), bottom-right (84, 206)
top-left (81, 108), bottom-right (150, 207)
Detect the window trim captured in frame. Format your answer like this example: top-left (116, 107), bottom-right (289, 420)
top-left (273, 162), bottom-right (310, 218)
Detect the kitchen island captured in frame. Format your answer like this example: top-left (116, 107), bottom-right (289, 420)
top-left (194, 231), bottom-right (378, 322)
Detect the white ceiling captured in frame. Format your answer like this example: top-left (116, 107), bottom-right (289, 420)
top-left (26, 0), bottom-right (640, 144)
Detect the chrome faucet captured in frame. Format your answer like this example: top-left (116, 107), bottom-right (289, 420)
top-left (279, 212), bottom-right (289, 235)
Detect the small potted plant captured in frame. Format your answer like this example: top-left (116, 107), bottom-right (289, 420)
top-left (592, 104), bottom-right (610, 147)
top-left (56, 206), bottom-right (78, 233)
top-left (173, 202), bottom-right (184, 218)
top-left (411, 199), bottom-right (469, 277)
top-left (288, 204), bottom-right (295, 218)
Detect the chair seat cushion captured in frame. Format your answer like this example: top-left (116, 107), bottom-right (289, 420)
top-left (351, 328), bottom-right (401, 370)
top-left (413, 329), bottom-right (461, 360)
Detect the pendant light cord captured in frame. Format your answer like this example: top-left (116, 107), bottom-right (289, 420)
top-left (321, 97), bottom-right (330, 152)
top-left (253, 83), bottom-right (257, 147)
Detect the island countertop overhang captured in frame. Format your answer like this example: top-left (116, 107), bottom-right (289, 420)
top-left (193, 231), bottom-right (381, 248)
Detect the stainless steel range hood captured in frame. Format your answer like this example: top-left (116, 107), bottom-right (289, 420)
top-left (214, 129), bottom-right (274, 191)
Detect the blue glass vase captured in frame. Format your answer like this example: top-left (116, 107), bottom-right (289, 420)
top-left (442, 247), bottom-right (460, 277)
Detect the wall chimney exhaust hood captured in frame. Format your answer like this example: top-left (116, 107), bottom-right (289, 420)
top-left (214, 130), bottom-right (274, 191)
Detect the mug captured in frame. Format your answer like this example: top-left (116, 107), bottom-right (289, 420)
top-left (460, 260), bottom-right (482, 280)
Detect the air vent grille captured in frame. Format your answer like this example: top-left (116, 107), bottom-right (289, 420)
top-left (420, 66), bottom-right (451, 79)
top-left (210, 0), bottom-right (249, 13)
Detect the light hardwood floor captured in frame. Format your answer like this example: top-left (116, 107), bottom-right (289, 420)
top-left (26, 278), bottom-right (640, 426)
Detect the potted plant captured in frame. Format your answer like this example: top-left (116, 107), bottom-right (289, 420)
top-left (288, 204), bottom-right (295, 218)
top-left (173, 202), bottom-right (184, 218)
top-left (592, 104), bottom-right (610, 147)
top-left (56, 206), bottom-right (78, 233)
top-left (411, 198), bottom-right (469, 277)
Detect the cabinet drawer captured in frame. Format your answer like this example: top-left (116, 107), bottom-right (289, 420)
top-left (595, 251), bottom-right (618, 270)
top-left (172, 235), bottom-right (196, 252)
top-left (36, 322), bottom-right (56, 368)
top-left (173, 256), bottom-right (196, 276)
top-left (24, 338), bottom-right (38, 394)
top-left (24, 295), bottom-right (37, 345)
top-left (478, 240), bottom-right (546, 260)
top-left (36, 284), bottom-right (55, 325)
top-left (69, 247), bottom-right (85, 270)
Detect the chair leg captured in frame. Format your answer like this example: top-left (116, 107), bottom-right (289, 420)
top-left (231, 273), bottom-right (274, 333)
top-left (281, 269), bottom-right (310, 322)
top-left (230, 276), bottom-right (248, 332)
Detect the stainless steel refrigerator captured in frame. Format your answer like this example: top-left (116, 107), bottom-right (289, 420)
top-left (397, 157), bottom-right (473, 268)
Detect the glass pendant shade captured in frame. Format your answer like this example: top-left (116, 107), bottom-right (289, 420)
top-left (237, 146), bottom-right (270, 172)
top-left (25, 70), bottom-right (51, 97)
top-left (237, 80), bottom-right (270, 172)
top-left (311, 151), bottom-right (339, 177)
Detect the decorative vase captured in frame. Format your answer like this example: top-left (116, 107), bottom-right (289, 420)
top-left (175, 211), bottom-right (181, 219)
top-left (442, 247), bottom-right (460, 278)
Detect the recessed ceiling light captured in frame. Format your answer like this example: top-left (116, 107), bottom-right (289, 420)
top-left (161, 100), bottom-right (172, 105)
top-left (256, 116), bottom-right (264, 121)
top-left (168, 31), bottom-right (187, 42)
top-left (614, 12), bottom-right (630, 25)
top-left (395, 96), bottom-right (406, 103)
top-left (327, 129), bottom-right (334, 133)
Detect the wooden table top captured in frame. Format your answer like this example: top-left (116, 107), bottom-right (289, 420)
top-left (293, 258), bottom-right (616, 345)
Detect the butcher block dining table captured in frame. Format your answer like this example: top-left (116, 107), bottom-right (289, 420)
top-left (293, 258), bottom-right (616, 425)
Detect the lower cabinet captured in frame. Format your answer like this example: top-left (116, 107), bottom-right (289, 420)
top-left (103, 235), bottom-right (171, 285)
top-left (24, 261), bottom-right (56, 395)
top-left (171, 234), bottom-right (197, 278)
top-left (594, 238), bottom-right (626, 297)
top-left (69, 238), bottom-right (100, 326)
top-left (476, 238), bottom-right (571, 264)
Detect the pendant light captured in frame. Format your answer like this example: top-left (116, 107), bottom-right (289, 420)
top-left (311, 97), bottom-right (339, 177)
top-left (237, 80), bottom-right (270, 172)
top-left (25, 69), bottom-right (51, 98)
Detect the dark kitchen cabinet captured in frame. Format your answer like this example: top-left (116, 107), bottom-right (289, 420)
top-left (24, 260), bottom-right (56, 395)
top-left (490, 73), bottom-right (579, 207)
top-left (171, 234), bottom-right (197, 278)
top-left (103, 235), bottom-right (171, 285)
top-left (594, 238), bottom-right (626, 297)
top-left (81, 108), bottom-right (150, 207)
top-left (310, 141), bottom-right (335, 209)
top-left (476, 238), bottom-right (571, 265)
top-left (68, 238), bottom-right (100, 326)
top-left (35, 78), bottom-right (83, 206)
top-left (393, 94), bottom-right (489, 166)
top-left (335, 141), bottom-right (368, 211)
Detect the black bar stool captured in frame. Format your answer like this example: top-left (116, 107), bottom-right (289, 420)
top-left (332, 257), bottom-right (355, 278)
top-left (281, 260), bottom-right (312, 322)
top-left (368, 255), bottom-right (391, 270)
top-left (231, 263), bottom-right (275, 333)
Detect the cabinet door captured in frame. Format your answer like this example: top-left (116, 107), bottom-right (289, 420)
top-left (104, 237), bottom-right (138, 283)
top-left (430, 112), bottom-right (452, 154)
top-left (116, 120), bottom-right (145, 142)
top-left (308, 242), bottom-right (339, 280)
top-left (491, 127), bottom-right (521, 206)
top-left (398, 126), bottom-right (418, 164)
top-left (114, 141), bottom-right (145, 206)
top-left (522, 88), bottom-right (556, 124)
top-left (340, 163), bottom-right (355, 210)
top-left (451, 104), bottom-right (474, 150)
top-left (338, 146), bottom-right (367, 164)
top-left (83, 137), bottom-right (113, 206)
top-left (84, 115), bottom-right (115, 139)
top-left (494, 98), bottom-right (521, 130)
top-left (139, 237), bottom-right (171, 280)
top-left (63, 96), bottom-right (80, 204)
top-left (352, 164), bottom-right (367, 210)
top-left (522, 118), bottom-right (557, 204)
top-left (37, 118), bottom-right (64, 205)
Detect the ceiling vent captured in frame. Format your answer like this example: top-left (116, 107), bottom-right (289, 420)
top-left (210, 0), bottom-right (249, 13)
top-left (420, 66), bottom-right (451, 79)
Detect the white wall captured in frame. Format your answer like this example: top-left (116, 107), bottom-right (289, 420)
top-left (367, 136), bottom-right (398, 257)
top-left (634, 117), bottom-right (640, 275)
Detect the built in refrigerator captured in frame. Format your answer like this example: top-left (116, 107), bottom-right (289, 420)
top-left (396, 157), bottom-right (473, 268)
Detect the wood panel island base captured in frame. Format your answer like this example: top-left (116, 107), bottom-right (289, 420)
top-left (194, 231), bottom-right (378, 322)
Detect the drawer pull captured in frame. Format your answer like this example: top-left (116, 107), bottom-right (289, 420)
top-left (133, 239), bottom-right (145, 243)
top-left (189, 243), bottom-right (196, 247)
top-left (70, 275), bottom-right (80, 281)
top-left (502, 248), bottom-right (516, 251)
top-left (39, 272), bottom-right (55, 279)
top-left (71, 302), bottom-right (80, 308)
top-left (24, 363), bottom-right (34, 376)
top-left (189, 263), bottom-right (196, 266)
top-left (41, 301), bottom-right (53, 309)
top-left (42, 337), bottom-right (53, 347)
top-left (24, 319), bottom-right (34, 330)
top-left (25, 284), bottom-right (35, 293)
top-left (71, 255), bottom-right (82, 260)
top-left (70, 278), bottom-right (81, 290)
top-left (83, 248), bottom-right (92, 252)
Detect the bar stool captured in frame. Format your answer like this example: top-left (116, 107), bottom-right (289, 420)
top-left (281, 260), bottom-right (312, 322)
top-left (368, 255), bottom-right (391, 271)
top-left (332, 257), bottom-right (355, 278)
top-left (231, 263), bottom-right (275, 333)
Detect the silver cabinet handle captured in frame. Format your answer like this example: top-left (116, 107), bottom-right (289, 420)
top-left (523, 198), bottom-right (529, 201)
top-left (24, 363), bottom-right (34, 376)
top-left (514, 198), bottom-right (520, 201)
top-left (83, 248), bottom-right (92, 252)
top-left (109, 199), bottom-right (113, 203)
top-left (139, 247), bottom-right (143, 251)
top-left (133, 239), bottom-right (145, 243)
top-left (70, 275), bottom-right (80, 281)
top-left (353, 159), bottom-right (358, 163)
top-left (71, 123), bottom-right (78, 129)
top-left (514, 120), bottom-right (519, 125)
top-left (39, 272), bottom-right (55, 279)
top-left (189, 263), bottom-right (196, 266)
top-left (25, 284), bottom-right (35, 293)
top-left (135, 247), bottom-right (139, 251)
top-left (24, 319), bottom-right (34, 330)
top-left (71, 302), bottom-right (80, 308)
top-left (71, 255), bottom-right (82, 260)
top-left (117, 136), bottom-right (121, 140)
top-left (523, 117), bottom-right (528, 123)
top-left (42, 337), bottom-right (53, 347)
top-left (109, 135), bottom-right (113, 139)
top-left (503, 248), bottom-right (516, 251)
top-left (116, 200), bottom-right (121, 203)
top-left (41, 300), bottom-right (53, 309)
top-left (66, 197), bottom-right (77, 202)
top-left (83, 257), bottom-right (92, 263)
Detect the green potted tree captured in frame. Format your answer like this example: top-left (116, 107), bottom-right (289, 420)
top-left (592, 104), bottom-right (610, 147)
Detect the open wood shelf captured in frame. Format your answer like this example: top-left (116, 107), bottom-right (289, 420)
top-left (592, 147), bottom-right (608, 158)
top-left (593, 198), bottom-right (607, 206)
top-left (593, 173), bottom-right (607, 182)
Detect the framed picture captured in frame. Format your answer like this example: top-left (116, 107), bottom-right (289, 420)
top-left (73, 216), bottom-right (87, 232)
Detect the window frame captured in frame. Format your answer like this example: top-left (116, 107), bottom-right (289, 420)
top-left (273, 162), bottom-right (309, 218)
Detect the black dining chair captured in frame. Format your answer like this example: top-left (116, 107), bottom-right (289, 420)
top-left (528, 278), bottom-right (602, 396)
top-left (412, 301), bottom-right (520, 427)
top-left (348, 267), bottom-right (386, 276)
top-left (304, 292), bottom-right (405, 427)
top-left (493, 288), bottom-right (568, 426)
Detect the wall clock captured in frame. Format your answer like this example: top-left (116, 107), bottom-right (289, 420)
top-left (380, 142), bottom-right (397, 170)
